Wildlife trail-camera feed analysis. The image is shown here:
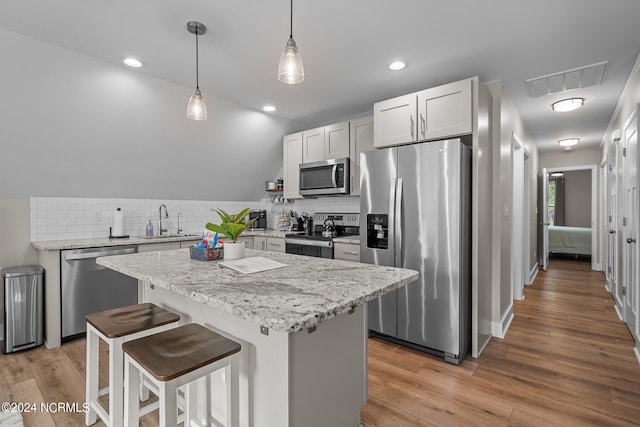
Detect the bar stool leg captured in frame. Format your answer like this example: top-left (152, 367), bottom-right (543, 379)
top-left (123, 354), bottom-right (140, 427)
top-left (159, 381), bottom-right (178, 427)
top-left (109, 336), bottom-right (125, 427)
top-left (85, 325), bottom-right (99, 426)
top-left (184, 380), bottom-right (198, 427)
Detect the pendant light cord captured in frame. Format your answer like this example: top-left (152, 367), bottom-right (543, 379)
top-left (195, 28), bottom-right (200, 90)
top-left (289, 0), bottom-right (293, 38)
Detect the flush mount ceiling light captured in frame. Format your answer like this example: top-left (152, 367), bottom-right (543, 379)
top-left (263, 105), bottom-right (276, 112)
top-left (186, 21), bottom-right (207, 121)
top-left (552, 98), bottom-right (584, 112)
top-left (550, 172), bottom-right (564, 177)
top-left (388, 61), bottom-right (407, 71)
top-left (122, 57), bottom-right (144, 68)
top-left (277, 0), bottom-right (304, 84)
top-left (558, 138), bottom-right (580, 147)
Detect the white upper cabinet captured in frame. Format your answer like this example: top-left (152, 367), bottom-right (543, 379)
top-left (374, 78), bottom-right (473, 148)
top-left (302, 122), bottom-right (350, 163)
top-left (417, 78), bottom-right (472, 141)
top-left (302, 127), bottom-right (325, 163)
top-left (324, 121), bottom-right (350, 159)
top-left (283, 132), bottom-right (303, 199)
top-left (349, 115), bottom-right (374, 196)
top-left (373, 93), bottom-right (418, 148)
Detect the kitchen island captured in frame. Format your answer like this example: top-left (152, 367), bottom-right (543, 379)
top-left (97, 248), bottom-right (418, 427)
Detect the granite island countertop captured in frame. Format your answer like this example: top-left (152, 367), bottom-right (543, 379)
top-left (97, 248), bottom-right (417, 333)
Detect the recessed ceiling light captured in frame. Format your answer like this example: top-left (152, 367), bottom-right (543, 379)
top-left (263, 105), bottom-right (276, 112)
top-left (558, 138), bottom-right (580, 147)
top-left (388, 61), bottom-right (407, 71)
top-left (551, 98), bottom-right (584, 112)
top-left (123, 57), bottom-right (144, 68)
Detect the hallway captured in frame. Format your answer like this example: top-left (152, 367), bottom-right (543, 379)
top-left (362, 257), bottom-right (640, 426)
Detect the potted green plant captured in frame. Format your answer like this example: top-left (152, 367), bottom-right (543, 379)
top-left (206, 208), bottom-right (257, 259)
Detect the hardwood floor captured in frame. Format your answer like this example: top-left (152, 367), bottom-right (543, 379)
top-left (361, 257), bottom-right (640, 426)
top-left (1, 257), bottom-right (638, 426)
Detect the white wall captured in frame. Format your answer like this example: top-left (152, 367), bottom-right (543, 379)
top-left (539, 148), bottom-right (601, 170)
top-left (484, 80), bottom-right (538, 339)
top-left (0, 28), bottom-right (298, 201)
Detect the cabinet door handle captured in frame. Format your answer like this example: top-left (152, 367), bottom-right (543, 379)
top-left (410, 115), bottom-right (414, 139)
top-left (627, 237), bottom-right (636, 244)
top-left (340, 251), bottom-right (359, 255)
top-left (420, 113), bottom-right (426, 138)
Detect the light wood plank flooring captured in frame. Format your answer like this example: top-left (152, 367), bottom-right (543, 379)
top-left (1, 257), bottom-right (638, 426)
top-left (361, 256), bottom-right (640, 426)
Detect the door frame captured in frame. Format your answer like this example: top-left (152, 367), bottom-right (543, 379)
top-left (511, 133), bottom-right (530, 299)
top-left (543, 164), bottom-right (598, 270)
top-left (600, 157), bottom-right (609, 289)
top-left (622, 107), bottom-right (638, 342)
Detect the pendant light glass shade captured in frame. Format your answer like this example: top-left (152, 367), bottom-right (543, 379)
top-left (278, 0), bottom-right (304, 84)
top-left (278, 37), bottom-right (304, 84)
top-left (187, 88), bottom-right (207, 120)
top-left (186, 21), bottom-right (207, 120)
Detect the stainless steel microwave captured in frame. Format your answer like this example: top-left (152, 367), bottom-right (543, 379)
top-left (299, 157), bottom-right (350, 196)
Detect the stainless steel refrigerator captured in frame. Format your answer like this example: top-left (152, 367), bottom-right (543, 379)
top-left (360, 138), bottom-right (471, 364)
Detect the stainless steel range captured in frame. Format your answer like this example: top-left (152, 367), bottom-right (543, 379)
top-left (285, 212), bottom-right (359, 259)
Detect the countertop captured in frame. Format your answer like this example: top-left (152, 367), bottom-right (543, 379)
top-left (96, 248), bottom-right (417, 333)
top-left (31, 229), bottom-right (292, 251)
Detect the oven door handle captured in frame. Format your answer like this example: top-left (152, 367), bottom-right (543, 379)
top-left (285, 238), bottom-right (333, 248)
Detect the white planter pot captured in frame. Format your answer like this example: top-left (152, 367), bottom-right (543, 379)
top-left (224, 241), bottom-right (245, 260)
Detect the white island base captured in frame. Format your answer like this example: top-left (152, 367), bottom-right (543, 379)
top-left (142, 282), bottom-right (367, 427)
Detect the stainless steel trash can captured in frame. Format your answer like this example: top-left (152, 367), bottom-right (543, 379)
top-left (2, 265), bottom-right (44, 353)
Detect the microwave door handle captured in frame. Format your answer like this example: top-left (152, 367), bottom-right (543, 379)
top-left (331, 164), bottom-right (338, 188)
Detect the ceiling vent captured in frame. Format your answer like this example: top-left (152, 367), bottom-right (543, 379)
top-left (525, 61), bottom-right (607, 97)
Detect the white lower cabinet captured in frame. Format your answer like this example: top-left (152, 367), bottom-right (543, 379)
top-left (254, 236), bottom-right (267, 251)
top-left (266, 237), bottom-right (285, 253)
top-left (334, 243), bottom-right (360, 262)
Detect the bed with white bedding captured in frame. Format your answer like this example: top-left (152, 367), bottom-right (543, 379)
top-left (548, 225), bottom-right (592, 255)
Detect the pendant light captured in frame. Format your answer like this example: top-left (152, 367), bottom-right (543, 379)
top-left (186, 21), bottom-right (207, 120)
top-left (277, 0), bottom-right (304, 84)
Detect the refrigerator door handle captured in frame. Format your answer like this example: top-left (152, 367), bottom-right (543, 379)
top-left (389, 178), bottom-right (397, 260)
top-left (395, 178), bottom-right (403, 267)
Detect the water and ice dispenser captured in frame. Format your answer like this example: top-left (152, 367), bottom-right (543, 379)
top-left (366, 214), bottom-right (389, 249)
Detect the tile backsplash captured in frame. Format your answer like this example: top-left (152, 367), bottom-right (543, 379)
top-left (30, 196), bottom-right (360, 241)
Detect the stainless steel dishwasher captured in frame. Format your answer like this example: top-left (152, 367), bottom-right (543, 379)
top-left (61, 245), bottom-right (138, 341)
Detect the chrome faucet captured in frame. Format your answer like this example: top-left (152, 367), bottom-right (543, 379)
top-left (158, 204), bottom-right (169, 236)
top-left (177, 212), bottom-right (183, 235)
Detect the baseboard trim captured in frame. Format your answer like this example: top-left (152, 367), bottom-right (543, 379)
top-left (528, 262), bottom-right (539, 285)
top-left (0, 323), bottom-right (3, 341)
top-left (615, 305), bottom-right (624, 322)
top-left (634, 344), bottom-right (640, 366)
top-left (491, 305), bottom-right (514, 339)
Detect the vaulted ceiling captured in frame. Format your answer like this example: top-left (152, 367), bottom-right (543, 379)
top-left (2, 0), bottom-right (640, 152)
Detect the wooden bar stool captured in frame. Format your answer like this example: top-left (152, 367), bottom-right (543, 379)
top-left (85, 303), bottom-right (180, 427)
top-left (122, 323), bottom-right (241, 427)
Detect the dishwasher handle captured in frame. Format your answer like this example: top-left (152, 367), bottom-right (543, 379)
top-left (64, 247), bottom-right (136, 261)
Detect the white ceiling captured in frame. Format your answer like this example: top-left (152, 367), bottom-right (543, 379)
top-left (1, 0), bottom-right (640, 153)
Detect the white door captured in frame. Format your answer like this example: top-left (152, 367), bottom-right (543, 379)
top-left (542, 168), bottom-right (550, 271)
top-left (623, 110), bottom-right (638, 340)
top-left (608, 143), bottom-right (621, 314)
